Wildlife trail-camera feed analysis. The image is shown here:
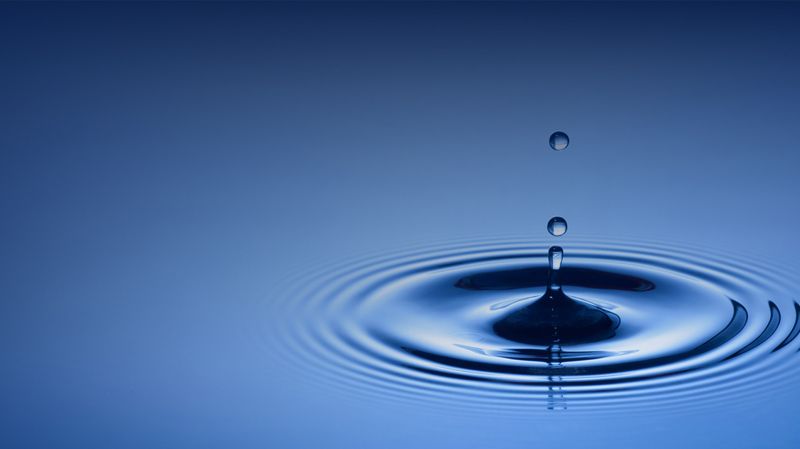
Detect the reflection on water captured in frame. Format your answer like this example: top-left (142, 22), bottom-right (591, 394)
top-left (271, 237), bottom-right (800, 414)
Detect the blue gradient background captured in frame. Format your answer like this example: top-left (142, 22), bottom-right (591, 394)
top-left (2, 2), bottom-right (800, 448)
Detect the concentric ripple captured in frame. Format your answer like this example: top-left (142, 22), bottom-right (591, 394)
top-left (269, 237), bottom-right (800, 414)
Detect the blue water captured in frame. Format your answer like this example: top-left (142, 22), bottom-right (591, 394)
top-left (279, 237), bottom-right (800, 413)
top-left (2, 2), bottom-right (800, 448)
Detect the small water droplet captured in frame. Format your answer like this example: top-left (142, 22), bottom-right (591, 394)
top-left (549, 131), bottom-right (569, 151)
top-left (547, 217), bottom-right (568, 237)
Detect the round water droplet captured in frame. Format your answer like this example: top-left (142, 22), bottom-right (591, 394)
top-left (549, 131), bottom-right (569, 151)
top-left (547, 217), bottom-right (568, 236)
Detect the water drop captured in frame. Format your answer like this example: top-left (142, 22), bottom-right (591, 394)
top-left (492, 246), bottom-right (620, 345)
top-left (549, 131), bottom-right (569, 151)
top-left (548, 246), bottom-right (563, 291)
top-left (547, 217), bottom-right (568, 237)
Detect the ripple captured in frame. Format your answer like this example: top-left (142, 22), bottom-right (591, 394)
top-left (268, 237), bottom-right (800, 414)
